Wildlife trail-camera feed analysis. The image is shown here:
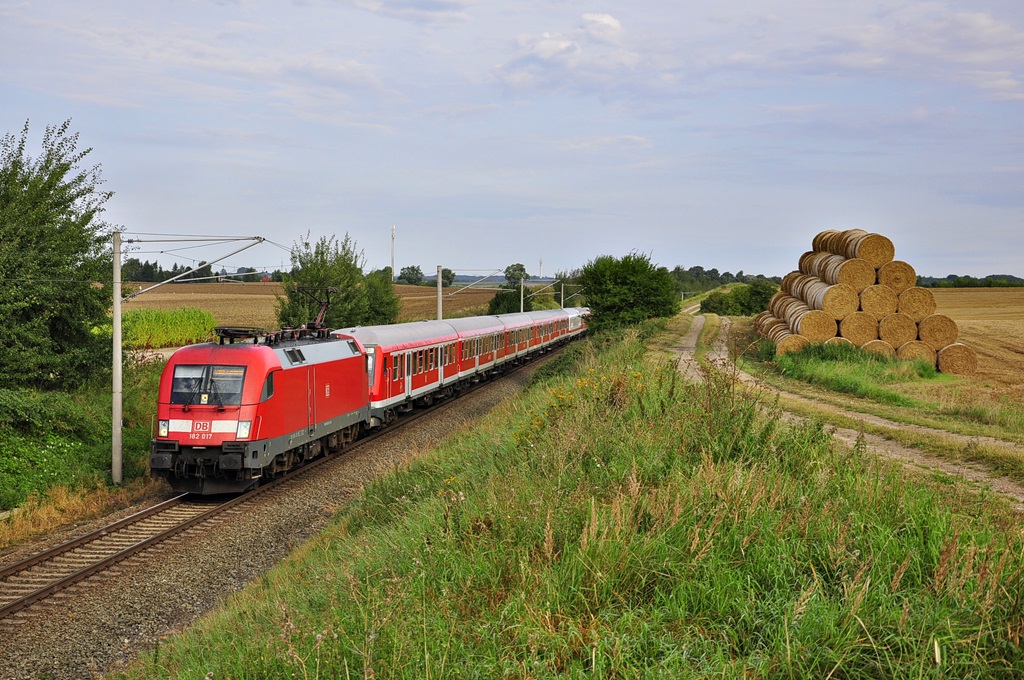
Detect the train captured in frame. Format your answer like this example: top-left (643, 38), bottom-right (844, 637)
top-left (150, 306), bottom-right (589, 494)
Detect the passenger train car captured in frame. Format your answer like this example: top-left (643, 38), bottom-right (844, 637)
top-left (150, 307), bottom-right (588, 494)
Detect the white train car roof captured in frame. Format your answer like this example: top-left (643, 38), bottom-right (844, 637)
top-left (445, 315), bottom-right (506, 336)
top-left (493, 312), bottom-right (536, 329)
top-left (524, 309), bottom-right (570, 323)
top-left (332, 320), bottom-right (458, 352)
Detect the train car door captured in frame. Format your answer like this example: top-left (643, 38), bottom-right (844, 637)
top-left (406, 353), bottom-right (413, 396)
top-left (307, 366), bottom-right (315, 437)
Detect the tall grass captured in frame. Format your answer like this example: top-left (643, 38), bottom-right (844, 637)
top-left (770, 342), bottom-right (938, 406)
top-left (120, 331), bottom-right (1024, 678)
top-left (122, 307), bottom-right (216, 349)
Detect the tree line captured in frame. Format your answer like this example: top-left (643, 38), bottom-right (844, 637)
top-left (120, 259), bottom-right (283, 283)
top-left (917, 274), bottom-right (1024, 288)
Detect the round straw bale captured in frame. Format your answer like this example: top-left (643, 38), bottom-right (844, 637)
top-left (812, 230), bottom-right (841, 252)
top-left (846, 231), bottom-right (895, 268)
top-left (780, 271), bottom-right (805, 296)
top-left (765, 321), bottom-right (791, 341)
top-left (797, 251), bottom-right (821, 275)
top-left (776, 334), bottom-right (811, 356)
top-left (897, 287), bottom-right (937, 322)
top-left (767, 292), bottom-right (786, 314)
top-left (896, 340), bottom-right (936, 365)
top-left (825, 336), bottom-right (854, 347)
top-left (819, 255), bottom-right (876, 292)
top-left (918, 314), bottom-right (959, 351)
top-left (937, 343), bottom-right (977, 375)
top-left (802, 281), bottom-right (859, 320)
top-left (839, 311), bottom-right (878, 346)
top-left (878, 313), bottom-right (918, 347)
top-left (859, 285), bottom-right (898, 320)
top-left (753, 311), bottom-right (774, 336)
top-left (789, 309), bottom-right (838, 343)
top-left (799, 251), bottom-right (836, 278)
top-left (861, 339), bottom-right (896, 357)
top-left (837, 229), bottom-right (868, 257)
top-left (876, 260), bottom-right (916, 293)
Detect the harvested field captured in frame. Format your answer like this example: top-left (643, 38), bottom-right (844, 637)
top-left (932, 289), bottom-right (1024, 388)
top-left (123, 281), bottom-right (501, 329)
top-left (903, 288), bottom-right (1024, 416)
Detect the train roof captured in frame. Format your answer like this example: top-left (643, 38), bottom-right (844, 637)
top-left (332, 320), bottom-right (459, 350)
top-left (444, 315), bottom-right (506, 334)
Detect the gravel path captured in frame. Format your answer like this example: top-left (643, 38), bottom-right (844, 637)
top-left (0, 363), bottom-right (543, 680)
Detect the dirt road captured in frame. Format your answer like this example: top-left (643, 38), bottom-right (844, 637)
top-left (679, 313), bottom-right (1024, 511)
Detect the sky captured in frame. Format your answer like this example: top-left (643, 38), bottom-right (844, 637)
top-left (2, 0), bottom-right (1023, 279)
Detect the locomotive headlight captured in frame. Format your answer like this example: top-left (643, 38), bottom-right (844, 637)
top-left (158, 420), bottom-right (169, 438)
top-left (236, 420), bottom-right (252, 440)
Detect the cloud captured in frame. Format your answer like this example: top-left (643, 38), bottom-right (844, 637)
top-left (496, 13), bottom-right (648, 98)
top-left (560, 135), bottom-right (653, 154)
top-left (581, 13), bottom-right (623, 44)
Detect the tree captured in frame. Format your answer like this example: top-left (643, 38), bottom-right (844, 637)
top-left (441, 267), bottom-right (455, 288)
top-left (397, 265), bottom-right (424, 285)
top-left (504, 263), bottom-right (529, 286)
top-left (488, 287), bottom-right (532, 314)
top-left (0, 119), bottom-right (113, 389)
top-left (236, 266), bottom-right (260, 283)
top-left (277, 232), bottom-right (368, 329)
top-left (188, 260), bottom-right (213, 281)
top-left (363, 267), bottom-right (400, 325)
top-left (553, 268), bottom-right (581, 306)
top-left (577, 252), bottom-right (680, 331)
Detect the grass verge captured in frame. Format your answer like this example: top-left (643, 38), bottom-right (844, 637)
top-left (119, 329), bottom-right (1024, 678)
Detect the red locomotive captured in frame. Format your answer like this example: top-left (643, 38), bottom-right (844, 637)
top-left (150, 307), bottom-right (589, 494)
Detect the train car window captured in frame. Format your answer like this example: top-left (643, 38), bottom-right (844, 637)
top-left (260, 372), bottom-right (275, 402)
top-left (428, 348), bottom-right (435, 371)
top-left (367, 347), bottom-right (377, 387)
top-left (171, 365), bottom-right (247, 406)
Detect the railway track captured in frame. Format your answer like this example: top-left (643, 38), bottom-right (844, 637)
top-left (0, 348), bottom-right (565, 625)
top-left (0, 494), bottom-right (233, 623)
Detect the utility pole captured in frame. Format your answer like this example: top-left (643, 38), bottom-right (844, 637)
top-left (391, 225), bottom-right (396, 282)
top-left (437, 265), bottom-right (443, 320)
top-left (561, 283), bottom-right (564, 309)
top-left (112, 232), bottom-right (123, 484)
top-left (520, 277), bottom-right (524, 313)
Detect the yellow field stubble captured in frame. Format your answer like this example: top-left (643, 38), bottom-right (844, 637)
top-left (125, 281), bottom-right (498, 328)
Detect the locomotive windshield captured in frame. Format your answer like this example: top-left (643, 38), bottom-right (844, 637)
top-left (170, 365), bottom-right (247, 407)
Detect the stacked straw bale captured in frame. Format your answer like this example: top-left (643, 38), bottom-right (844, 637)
top-left (756, 228), bottom-right (977, 374)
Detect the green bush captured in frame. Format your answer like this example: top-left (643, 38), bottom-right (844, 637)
top-left (700, 278), bottom-right (778, 315)
top-left (0, 359), bottom-right (162, 510)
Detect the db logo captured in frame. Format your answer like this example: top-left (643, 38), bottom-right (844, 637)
top-left (193, 421), bottom-right (212, 432)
